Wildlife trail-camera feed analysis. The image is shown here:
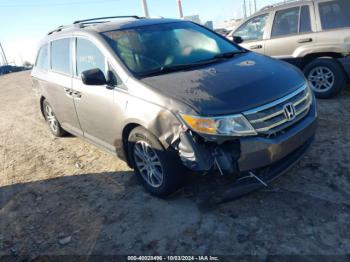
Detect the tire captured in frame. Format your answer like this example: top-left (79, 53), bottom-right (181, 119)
top-left (304, 58), bottom-right (347, 99)
top-left (127, 126), bottom-right (185, 197)
top-left (43, 100), bottom-right (66, 137)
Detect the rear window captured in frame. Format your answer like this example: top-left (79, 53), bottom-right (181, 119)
top-left (51, 38), bottom-right (71, 75)
top-left (36, 44), bottom-right (49, 71)
top-left (319, 0), bottom-right (350, 30)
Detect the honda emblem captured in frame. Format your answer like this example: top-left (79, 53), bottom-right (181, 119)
top-left (283, 103), bottom-right (296, 121)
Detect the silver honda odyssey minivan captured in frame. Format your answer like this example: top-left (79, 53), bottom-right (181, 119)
top-left (32, 16), bottom-right (317, 197)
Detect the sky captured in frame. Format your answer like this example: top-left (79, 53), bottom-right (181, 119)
top-left (0, 0), bottom-right (279, 65)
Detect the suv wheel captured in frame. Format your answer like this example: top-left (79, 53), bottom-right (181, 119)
top-left (127, 126), bottom-right (185, 197)
top-left (304, 58), bottom-right (346, 99)
top-left (43, 100), bottom-right (66, 137)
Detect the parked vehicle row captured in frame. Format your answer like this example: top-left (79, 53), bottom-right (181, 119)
top-left (229, 0), bottom-right (350, 98)
top-left (0, 65), bottom-right (30, 75)
top-left (32, 16), bottom-right (317, 197)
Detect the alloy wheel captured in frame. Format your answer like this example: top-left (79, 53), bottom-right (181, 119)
top-left (45, 104), bottom-right (59, 133)
top-left (308, 66), bottom-right (335, 93)
top-left (133, 141), bottom-right (164, 188)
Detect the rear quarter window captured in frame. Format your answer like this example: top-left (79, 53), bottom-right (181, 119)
top-left (35, 44), bottom-right (49, 71)
top-left (51, 38), bottom-right (71, 75)
top-left (319, 0), bottom-right (350, 30)
top-left (300, 6), bottom-right (312, 33)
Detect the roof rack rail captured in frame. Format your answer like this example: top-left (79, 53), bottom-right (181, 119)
top-left (73, 15), bottom-right (140, 24)
top-left (260, 0), bottom-right (302, 11)
top-left (48, 24), bottom-right (80, 35)
top-left (47, 16), bottom-right (141, 35)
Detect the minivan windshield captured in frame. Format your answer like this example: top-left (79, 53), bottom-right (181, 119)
top-left (102, 21), bottom-right (242, 76)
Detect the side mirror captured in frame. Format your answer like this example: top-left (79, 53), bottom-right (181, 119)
top-left (233, 36), bottom-right (244, 44)
top-left (81, 68), bottom-right (107, 86)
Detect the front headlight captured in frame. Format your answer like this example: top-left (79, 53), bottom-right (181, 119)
top-left (181, 113), bottom-right (257, 136)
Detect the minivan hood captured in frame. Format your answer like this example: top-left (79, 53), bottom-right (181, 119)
top-left (141, 52), bottom-right (306, 116)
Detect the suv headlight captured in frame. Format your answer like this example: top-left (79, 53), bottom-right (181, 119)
top-left (181, 113), bottom-right (257, 136)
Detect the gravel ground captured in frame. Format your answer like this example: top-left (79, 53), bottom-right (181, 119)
top-left (0, 71), bottom-right (350, 257)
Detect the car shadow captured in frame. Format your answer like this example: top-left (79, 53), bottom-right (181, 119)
top-left (1, 165), bottom-right (349, 256)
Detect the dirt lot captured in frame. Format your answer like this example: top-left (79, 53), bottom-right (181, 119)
top-left (1, 71), bottom-right (350, 257)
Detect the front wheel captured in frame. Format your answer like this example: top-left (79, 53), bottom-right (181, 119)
top-left (304, 58), bottom-right (347, 99)
top-left (43, 100), bottom-right (66, 137)
top-left (127, 127), bottom-right (185, 197)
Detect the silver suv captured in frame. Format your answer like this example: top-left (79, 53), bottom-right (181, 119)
top-left (32, 16), bottom-right (317, 197)
top-left (229, 0), bottom-right (350, 98)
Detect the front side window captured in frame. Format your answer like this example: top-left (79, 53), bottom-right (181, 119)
top-left (319, 0), bottom-right (350, 30)
top-left (51, 38), bottom-right (71, 75)
top-left (76, 38), bottom-right (106, 77)
top-left (36, 44), bottom-right (49, 71)
top-left (234, 14), bottom-right (269, 42)
top-left (102, 21), bottom-right (240, 75)
top-left (272, 7), bottom-right (300, 37)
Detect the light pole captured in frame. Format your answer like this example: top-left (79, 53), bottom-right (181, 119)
top-left (141, 0), bottom-right (149, 17)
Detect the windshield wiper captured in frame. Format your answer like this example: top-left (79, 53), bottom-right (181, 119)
top-left (139, 61), bottom-right (216, 77)
top-left (158, 63), bottom-right (195, 73)
top-left (213, 50), bottom-right (247, 59)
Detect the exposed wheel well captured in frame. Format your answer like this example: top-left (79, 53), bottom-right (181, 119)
top-left (122, 123), bottom-right (141, 167)
top-left (301, 52), bottom-right (343, 69)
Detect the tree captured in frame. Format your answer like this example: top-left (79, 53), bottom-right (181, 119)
top-left (23, 61), bottom-right (33, 67)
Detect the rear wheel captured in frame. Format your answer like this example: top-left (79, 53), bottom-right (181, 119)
top-left (304, 58), bottom-right (346, 99)
top-left (43, 100), bottom-right (66, 137)
top-left (127, 126), bottom-right (185, 197)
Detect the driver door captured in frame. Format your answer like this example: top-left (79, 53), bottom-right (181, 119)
top-left (232, 13), bottom-right (271, 55)
top-left (72, 37), bottom-right (118, 151)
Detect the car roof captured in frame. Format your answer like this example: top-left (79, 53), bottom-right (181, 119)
top-left (91, 18), bottom-right (181, 32)
top-left (259, 0), bottom-right (314, 13)
top-left (40, 17), bottom-right (184, 45)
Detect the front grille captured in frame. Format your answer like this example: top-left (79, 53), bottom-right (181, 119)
top-left (243, 85), bottom-right (312, 135)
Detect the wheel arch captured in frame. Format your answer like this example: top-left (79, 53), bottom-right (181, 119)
top-left (122, 123), bottom-right (141, 167)
top-left (300, 52), bottom-right (343, 69)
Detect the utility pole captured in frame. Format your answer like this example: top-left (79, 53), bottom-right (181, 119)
top-left (243, 0), bottom-right (247, 18)
top-left (254, 0), bottom-right (257, 12)
top-left (141, 0), bottom-right (149, 18)
top-left (249, 0), bottom-right (252, 16)
top-left (0, 42), bottom-right (8, 66)
top-left (177, 0), bottom-right (184, 19)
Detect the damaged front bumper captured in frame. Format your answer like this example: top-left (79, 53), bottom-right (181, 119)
top-left (177, 99), bottom-right (317, 178)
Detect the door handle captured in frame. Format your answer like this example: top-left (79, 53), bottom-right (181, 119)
top-left (64, 88), bottom-right (73, 97)
top-left (64, 88), bottom-right (81, 98)
top-left (250, 44), bottom-right (263, 50)
top-left (297, 38), bottom-right (313, 43)
top-left (72, 91), bottom-right (82, 99)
